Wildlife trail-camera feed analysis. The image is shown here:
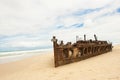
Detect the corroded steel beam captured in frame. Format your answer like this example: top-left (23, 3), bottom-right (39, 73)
top-left (51, 35), bottom-right (112, 67)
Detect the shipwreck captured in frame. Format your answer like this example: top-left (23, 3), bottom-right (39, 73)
top-left (51, 34), bottom-right (112, 67)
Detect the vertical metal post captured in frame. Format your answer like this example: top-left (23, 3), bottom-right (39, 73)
top-left (51, 36), bottom-right (58, 67)
top-left (76, 36), bottom-right (79, 42)
top-left (84, 34), bottom-right (86, 41)
top-left (94, 34), bottom-right (98, 41)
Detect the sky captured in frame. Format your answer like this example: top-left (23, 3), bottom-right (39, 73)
top-left (0, 0), bottom-right (120, 52)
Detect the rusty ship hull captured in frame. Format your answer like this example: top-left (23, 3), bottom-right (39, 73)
top-left (51, 35), bottom-right (112, 67)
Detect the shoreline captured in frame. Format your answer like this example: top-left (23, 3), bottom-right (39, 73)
top-left (0, 49), bottom-right (52, 64)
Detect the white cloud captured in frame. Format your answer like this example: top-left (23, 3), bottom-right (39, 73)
top-left (0, 0), bottom-right (120, 51)
top-left (5, 40), bottom-right (50, 48)
top-left (0, 0), bottom-right (115, 35)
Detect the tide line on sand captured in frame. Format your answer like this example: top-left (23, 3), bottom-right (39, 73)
top-left (0, 48), bottom-right (52, 64)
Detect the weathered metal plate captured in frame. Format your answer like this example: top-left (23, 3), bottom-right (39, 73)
top-left (51, 35), bottom-right (112, 67)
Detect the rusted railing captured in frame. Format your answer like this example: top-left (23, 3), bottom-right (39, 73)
top-left (51, 35), bottom-right (112, 67)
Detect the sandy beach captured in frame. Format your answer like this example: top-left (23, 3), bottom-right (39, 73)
top-left (0, 45), bottom-right (120, 80)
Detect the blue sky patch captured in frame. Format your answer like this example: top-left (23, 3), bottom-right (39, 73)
top-left (73, 8), bottom-right (103, 16)
top-left (117, 8), bottom-right (120, 13)
top-left (56, 25), bottom-right (64, 29)
top-left (72, 23), bottom-right (84, 28)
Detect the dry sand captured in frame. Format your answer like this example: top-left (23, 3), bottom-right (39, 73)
top-left (0, 45), bottom-right (120, 80)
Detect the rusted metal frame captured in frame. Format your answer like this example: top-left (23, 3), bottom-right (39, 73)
top-left (52, 36), bottom-right (112, 67)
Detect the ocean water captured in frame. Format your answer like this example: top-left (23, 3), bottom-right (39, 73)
top-left (0, 48), bottom-right (52, 64)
